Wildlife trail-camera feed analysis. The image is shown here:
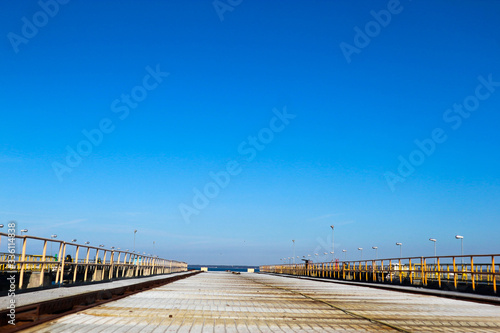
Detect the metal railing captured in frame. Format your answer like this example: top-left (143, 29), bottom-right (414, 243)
top-left (0, 232), bottom-right (188, 290)
top-left (261, 254), bottom-right (499, 295)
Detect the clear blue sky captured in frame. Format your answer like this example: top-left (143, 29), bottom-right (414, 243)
top-left (1, 1), bottom-right (499, 265)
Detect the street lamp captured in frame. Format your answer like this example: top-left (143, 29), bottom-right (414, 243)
top-left (455, 235), bottom-right (464, 264)
top-left (292, 240), bottom-right (295, 264)
top-left (134, 229), bottom-right (137, 252)
top-left (330, 225), bottom-right (335, 261)
top-left (429, 238), bottom-right (437, 258)
top-left (372, 246), bottom-right (378, 259)
top-left (71, 239), bottom-right (78, 259)
top-left (358, 247), bottom-right (363, 260)
top-left (50, 234), bottom-right (57, 257)
top-left (396, 242), bottom-right (402, 258)
top-left (342, 249), bottom-right (347, 261)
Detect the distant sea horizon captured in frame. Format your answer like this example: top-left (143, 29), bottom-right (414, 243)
top-left (188, 264), bottom-right (260, 272)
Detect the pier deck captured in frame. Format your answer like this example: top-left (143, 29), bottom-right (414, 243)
top-left (22, 272), bottom-right (500, 332)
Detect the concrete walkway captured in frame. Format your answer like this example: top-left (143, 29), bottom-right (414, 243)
top-left (0, 271), bottom-right (193, 308)
top-left (22, 272), bottom-right (500, 332)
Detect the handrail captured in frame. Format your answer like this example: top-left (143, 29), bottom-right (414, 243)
top-left (260, 254), bottom-right (499, 295)
top-left (0, 232), bottom-right (188, 290)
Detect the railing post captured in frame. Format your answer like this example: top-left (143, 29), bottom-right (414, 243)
top-left (59, 242), bottom-right (67, 285)
top-left (134, 255), bottom-right (140, 277)
top-left (398, 258), bottom-right (402, 284)
top-left (39, 240), bottom-right (48, 287)
top-left (471, 256), bottom-right (475, 291)
top-left (101, 250), bottom-right (107, 281)
top-left (73, 245), bottom-right (80, 283)
top-left (408, 259), bottom-right (412, 285)
top-left (84, 247), bottom-right (90, 282)
top-left (93, 249), bottom-right (100, 282)
top-left (453, 256), bottom-right (457, 290)
top-left (492, 256), bottom-right (496, 294)
top-left (109, 251), bottom-right (115, 280)
top-left (389, 260), bottom-right (393, 283)
top-left (116, 252), bottom-right (123, 278)
top-left (381, 260), bottom-right (384, 282)
top-left (55, 242), bottom-right (66, 285)
top-left (437, 257), bottom-right (441, 288)
top-left (422, 257), bottom-right (426, 286)
top-left (18, 236), bottom-right (28, 289)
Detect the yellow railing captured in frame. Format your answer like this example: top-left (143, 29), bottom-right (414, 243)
top-left (260, 254), bottom-right (499, 294)
top-left (0, 232), bottom-right (188, 290)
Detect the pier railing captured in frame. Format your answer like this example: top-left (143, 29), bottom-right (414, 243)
top-left (261, 254), bottom-right (498, 295)
top-left (0, 232), bottom-right (188, 291)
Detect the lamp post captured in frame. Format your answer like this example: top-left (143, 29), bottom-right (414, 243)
top-left (342, 249), bottom-right (347, 261)
top-left (358, 247), bottom-right (363, 260)
top-left (429, 238), bottom-right (437, 264)
top-left (396, 242), bottom-right (402, 258)
top-left (71, 239), bottom-right (77, 259)
top-left (372, 246), bottom-right (378, 259)
top-left (455, 235), bottom-right (464, 264)
top-left (153, 241), bottom-right (155, 256)
top-left (330, 225), bottom-right (334, 261)
top-left (50, 234), bottom-right (57, 257)
top-left (292, 240), bottom-right (295, 264)
top-left (134, 230), bottom-right (137, 252)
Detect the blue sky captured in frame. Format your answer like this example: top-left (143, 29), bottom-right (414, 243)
top-left (1, 0), bottom-right (499, 265)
